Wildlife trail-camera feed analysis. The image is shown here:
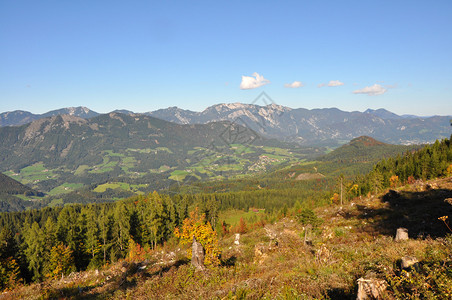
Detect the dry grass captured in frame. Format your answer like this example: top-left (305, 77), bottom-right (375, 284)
top-left (3, 178), bottom-right (452, 299)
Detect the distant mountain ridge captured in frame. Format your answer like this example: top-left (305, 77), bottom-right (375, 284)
top-left (1, 104), bottom-right (451, 146)
top-left (147, 103), bottom-right (451, 146)
top-left (0, 106), bottom-right (99, 127)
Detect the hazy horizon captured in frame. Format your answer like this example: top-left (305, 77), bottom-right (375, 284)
top-left (2, 102), bottom-right (452, 118)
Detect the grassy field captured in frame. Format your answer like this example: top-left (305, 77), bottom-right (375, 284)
top-left (93, 182), bottom-right (148, 194)
top-left (48, 183), bottom-right (84, 195)
top-left (169, 170), bottom-right (192, 181)
top-left (220, 208), bottom-right (266, 226)
top-left (4, 162), bottom-right (58, 186)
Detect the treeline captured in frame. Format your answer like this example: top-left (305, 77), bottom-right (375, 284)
top-left (0, 192), bottom-right (184, 288)
top-left (355, 135), bottom-right (452, 196)
top-left (0, 181), bottom-right (331, 290)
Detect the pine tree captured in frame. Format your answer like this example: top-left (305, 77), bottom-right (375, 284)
top-left (23, 222), bottom-right (45, 281)
top-left (112, 201), bottom-right (130, 260)
top-left (84, 205), bottom-right (101, 267)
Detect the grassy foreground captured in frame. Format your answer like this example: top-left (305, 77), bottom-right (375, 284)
top-left (3, 178), bottom-right (452, 299)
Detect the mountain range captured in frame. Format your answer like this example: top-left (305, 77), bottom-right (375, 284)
top-left (1, 104), bottom-right (451, 146)
top-left (0, 106), bottom-right (97, 127)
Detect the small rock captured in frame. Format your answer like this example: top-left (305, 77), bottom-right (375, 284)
top-left (426, 183), bottom-right (438, 190)
top-left (401, 256), bottom-right (419, 270)
top-left (254, 244), bottom-right (269, 264)
top-left (395, 228), bottom-right (409, 241)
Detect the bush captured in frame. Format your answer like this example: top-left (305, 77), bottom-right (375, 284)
top-left (296, 209), bottom-right (322, 227)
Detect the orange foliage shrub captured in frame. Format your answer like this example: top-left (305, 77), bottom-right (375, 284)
top-left (235, 217), bottom-right (248, 234)
top-left (331, 193), bottom-right (339, 204)
top-left (447, 164), bottom-right (452, 176)
top-left (390, 175), bottom-right (399, 188)
top-left (127, 238), bottom-right (152, 262)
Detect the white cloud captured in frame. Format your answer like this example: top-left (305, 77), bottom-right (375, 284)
top-left (327, 80), bottom-right (344, 87)
top-left (318, 80), bottom-right (344, 87)
top-left (284, 81), bottom-right (304, 88)
top-left (353, 84), bottom-right (387, 96)
top-left (240, 72), bottom-right (270, 90)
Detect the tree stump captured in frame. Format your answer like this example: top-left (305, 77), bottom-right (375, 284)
top-left (395, 228), bottom-right (408, 241)
top-left (234, 233), bottom-right (240, 245)
top-left (357, 277), bottom-right (387, 299)
top-left (191, 236), bottom-right (206, 270)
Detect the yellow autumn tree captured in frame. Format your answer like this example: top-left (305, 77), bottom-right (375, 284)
top-left (0, 257), bottom-right (21, 291)
top-left (349, 184), bottom-right (359, 197)
top-left (390, 175), bottom-right (399, 188)
top-left (45, 244), bottom-right (75, 279)
top-left (174, 208), bottom-right (220, 266)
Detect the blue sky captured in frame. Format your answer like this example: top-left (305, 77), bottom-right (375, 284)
top-left (1, 1), bottom-right (451, 115)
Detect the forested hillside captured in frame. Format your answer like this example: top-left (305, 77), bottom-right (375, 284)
top-left (355, 135), bottom-right (452, 195)
top-left (0, 112), bottom-right (314, 204)
top-left (320, 136), bottom-right (421, 163)
top-left (0, 172), bottom-right (40, 196)
top-left (0, 173), bottom-right (44, 212)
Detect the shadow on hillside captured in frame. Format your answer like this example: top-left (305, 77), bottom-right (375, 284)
top-left (221, 255), bottom-right (237, 267)
top-left (356, 187), bottom-right (452, 239)
top-left (326, 287), bottom-right (355, 299)
top-left (58, 259), bottom-right (191, 299)
top-left (148, 258), bottom-right (189, 277)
